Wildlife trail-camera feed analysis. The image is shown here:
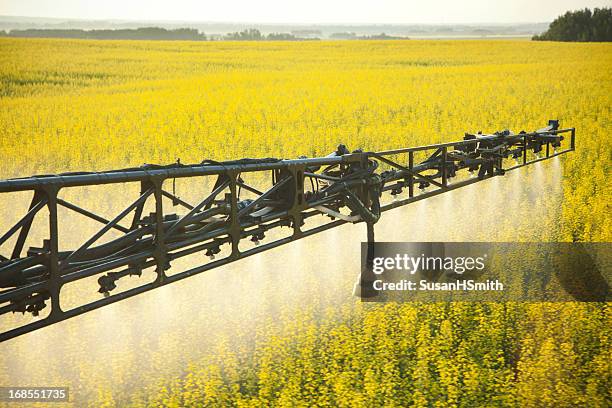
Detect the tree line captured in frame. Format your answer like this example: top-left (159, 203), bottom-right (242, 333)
top-left (0, 27), bottom-right (306, 41)
top-left (0, 27), bottom-right (409, 41)
top-left (4, 27), bottom-right (207, 41)
top-left (534, 7), bottom-right (611, 41)
top-left (223, 28), bottom-right (306, 41)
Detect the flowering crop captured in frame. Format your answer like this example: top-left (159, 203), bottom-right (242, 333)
top-left (0, 38), bottom-right (610, 407)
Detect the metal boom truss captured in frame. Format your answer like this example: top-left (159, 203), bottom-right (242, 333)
top-left (0, 121), bottom-right (575, 342)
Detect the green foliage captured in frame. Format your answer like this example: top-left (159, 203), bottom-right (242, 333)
top-left (534, 8), bottom-right (612, 42)
top-left (266, 33), bottom-right (298, 41)
top-left (8, 27), bottom-right (207, 41)
top-left (224, 29), bottom-right (264, 41)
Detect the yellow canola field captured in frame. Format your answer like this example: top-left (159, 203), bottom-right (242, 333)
top-left (0, 38), bottom-right (610, 407)
top-left (0, 38), bottom-right (609, 240)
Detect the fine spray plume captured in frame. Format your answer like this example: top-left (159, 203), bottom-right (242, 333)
top-left (0, 120), bottom-right (574, 404)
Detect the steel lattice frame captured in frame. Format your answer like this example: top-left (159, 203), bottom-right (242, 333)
top-left (0, 122), bottom-right (575, 342)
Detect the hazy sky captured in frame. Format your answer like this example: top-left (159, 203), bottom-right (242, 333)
top-left (1, 0), bottom-right (611, 24)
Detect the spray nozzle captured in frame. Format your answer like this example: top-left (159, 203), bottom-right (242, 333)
top-left (205, 244), bottom-right (222, 260)
top-left (251, 231), bottom-right (266, 245)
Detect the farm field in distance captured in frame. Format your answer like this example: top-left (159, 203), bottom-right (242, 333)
top-left (0, 38), bottom-right (610, 407)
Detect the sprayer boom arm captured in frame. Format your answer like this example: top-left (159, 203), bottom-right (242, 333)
top-left (0, 121), bottom-right (575, 342)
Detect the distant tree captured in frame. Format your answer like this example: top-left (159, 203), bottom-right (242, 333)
top-left (266, 33), bottom-right (298, 41)
top-left (533, 7), bottom-right (611, 41)
top-left (224, 28), bottom-right (263, 41)
top-left (358, 33), bottom-right (405, 40)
